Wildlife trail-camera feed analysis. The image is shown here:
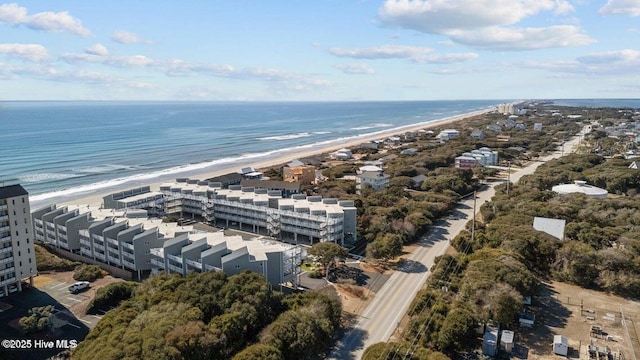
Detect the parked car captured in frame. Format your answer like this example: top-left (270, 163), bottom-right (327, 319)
top-left (68, 281), bottom-right (90, 293)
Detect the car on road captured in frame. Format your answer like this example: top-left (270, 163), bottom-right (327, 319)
top-left (68, 281), bottom-right (90, 294)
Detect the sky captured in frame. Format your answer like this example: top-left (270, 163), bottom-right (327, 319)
top-left (1, 0), bottom-right (640, 101)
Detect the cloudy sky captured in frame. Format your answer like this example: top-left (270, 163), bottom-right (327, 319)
top-left (1, 1), bottom-right (639, 101)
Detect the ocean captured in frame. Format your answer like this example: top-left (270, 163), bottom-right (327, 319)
top-left (4, 99), bottom-right (634, 208)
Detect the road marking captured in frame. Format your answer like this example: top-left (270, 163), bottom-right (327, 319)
top-left (90, 315), bottom-right (102, 319)
top-left (66, 322), bottom-right (81, 329)
top-left (66, 297), bottom-right (83, 303)
top-left (79, 319), bottom-right (92, 324)
top-left (59, 302), bottom-right (73, 307)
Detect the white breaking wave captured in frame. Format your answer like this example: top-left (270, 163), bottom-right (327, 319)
top-left (257, 132), bottom-right (311, 141)
top-left (350, 123), bottom-right (392, 130)
top-left (19, 173), bottom-right (81, 183)
top-left (73, 164), bottom-right (142, 174)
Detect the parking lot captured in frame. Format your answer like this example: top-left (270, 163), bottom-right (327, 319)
top-left (37, 278), bottom-right (103, 329)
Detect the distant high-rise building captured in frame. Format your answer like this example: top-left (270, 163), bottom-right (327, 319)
top-left (0, 184), bottom-right (37, 297)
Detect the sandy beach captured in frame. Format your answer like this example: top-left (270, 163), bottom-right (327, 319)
top-left (38, 108), bottom-right (491, 209)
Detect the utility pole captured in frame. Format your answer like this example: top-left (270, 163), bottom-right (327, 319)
top-left (471, 191), bottom-right (476, 243)
top-left (506, 161), bottom-right (511, 196)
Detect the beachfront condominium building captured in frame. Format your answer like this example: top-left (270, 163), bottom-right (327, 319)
top-left (32, 203), bottom-right (302, 286)
top-left (32, 204), bottom-right (192, 280)
top-left (156, 178), bottom-right (357, 245)
top-left (149, 231), bottom-right (302, 288)
top-left (0, 184), bottom-right (37, 297)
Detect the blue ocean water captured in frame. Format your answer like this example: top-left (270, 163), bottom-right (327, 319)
top-left (0, 99), bottom-right (559, 207)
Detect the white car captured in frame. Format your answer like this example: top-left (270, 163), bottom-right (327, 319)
top-left (68, 281), bottom-right (90, 293)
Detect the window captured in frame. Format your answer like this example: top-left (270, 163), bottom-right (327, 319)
top-left (27, 248), bottom-right (30, 254)
top-left (145, 241), bottom-right (150, 245)
top-left (22, 197), bottom-right (24, 203)
top-left (16, 241), bottom-right (19, 247)
top-left (145, 249), bottom-right (150, 254)
top-left (18, 251), bottom-right (20, 257)
top-left (234, 264), bottom-right (241, 269)
top-left (14, 220), bottom-right (17, 226)
top-left (26, 238), bottom-right (29, 244)
top-left (23, 208), bottom-right (25, 214)
top-left (15, 231), bottom-right (18, 236)
top-left (12, 199), bottom-right (14, 205)
top-left (28, 258), bottom-right (31, 264)
top-left (25, 228), bottom-right (28, 234)
top-left (19, 261), bottom-right (22, 267)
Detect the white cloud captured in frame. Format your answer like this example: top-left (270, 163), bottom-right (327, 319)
top-left (378, 0), bottom-right (573, 33)
top-left (449, 25), bottom-right (595, 50)
top-left (0, 3), bottom-right (91, 36)
top-left (599, 0), bottom-right (640, 16)
top-left (377, 0), bottom-right (591, 51)
top-left (111, 30), bottom-right (152, 44)
top-left (335, 62), bottom-right (375, 74)
top-left (523, 49), bottom-right (640, 75)
top-left (105, 55), bottom-right (154, 67)
top-left (330, 44), bottom-right (432, 59)
top-left (86, 43), bottom-right (108, 56)
top-left (329, 44), bottom-right (477, 64)
top-left (0, 43), bottom-right (49, 62)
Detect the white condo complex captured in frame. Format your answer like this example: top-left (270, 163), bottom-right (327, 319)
top-left (0, 184), bottom-right (37, 297)
top-left (32, 178), bottom-right (355, 286)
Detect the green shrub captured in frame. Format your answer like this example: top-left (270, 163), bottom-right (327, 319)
top-left (87, 281), bottom-right (138, 314)
top-left (308, 270), bottom-right (324, 279)
top-left (35, 244), bottom-right (79, 272)
top-left (73, 264), bottom-right (104, 282)
top-left (19, 305), bottom-right (54, 334)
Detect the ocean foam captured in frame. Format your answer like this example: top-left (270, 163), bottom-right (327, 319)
top-left (18, 173), bottom-right (81, 183)
top-left (350, 123), bottom-right (392, 130)
top-left (257, 132), bottom-right (311, 141)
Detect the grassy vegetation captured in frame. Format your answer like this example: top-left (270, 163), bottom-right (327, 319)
top-left (73, 264), bottom-right (105, 282)
top-left (34, 244), bottom-right (79, 272)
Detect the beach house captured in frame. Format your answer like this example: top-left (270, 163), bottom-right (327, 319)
top-left (0, 184), bottom-right (37, 297)
top-left (356, 165), bottom-right (390, 191)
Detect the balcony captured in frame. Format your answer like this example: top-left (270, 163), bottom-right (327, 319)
top-left (78, 229), bottom-right (89, 237)
top-left (107, 253), bottom-right (120, 265)
top-left (0, 215), bottom-right (8, 221)
top-left (79, 238), bottom-right (91, 247)
top-left (0, 236), bottom-right (11, 244)
top-left (0, 266), bottom-right (15, 276)
top-left (121, 242), bottom-right (134, 251)
top-left (121, 259), bottom-right (136, 270)
top-left (0, 246), bottom-right (13, 255)
top-left (166, 253), bottom-right (182, 264)
top-left (106, 237), bottom-right (119, 246)
top-left (0, 204), bottom-right (7, 211)
top-left (94, 252), bottom-right (106, 261)
top-left (0, 226), bottom-right (10, 233)
top-left (93, 234), bottom-right (104, 242)
top-left (58, 241), bottom-right (69, 250)
top-left (167, 263), bottom-right (183, 274)
top-left (203, 264), bottom-right (222, 272)
top-left (185, 258), bottom-right (202, 270)
top-left (121, 249), bottom-right (134, 259)
top-left (0, 277), bottom-right (17, 287)
top-left (150, 258), bottom-right (165, 269)
top-left (45, 228), bottom-right (56, 238)
top-left (80, 248), bottom-right (92, 257)
top-left (0, 256), bottom-right (13, 265)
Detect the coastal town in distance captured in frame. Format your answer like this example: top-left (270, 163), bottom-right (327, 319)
top-left (2, 100), bottom-right (640, 360)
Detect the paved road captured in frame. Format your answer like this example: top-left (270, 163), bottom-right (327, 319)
top-left (330, 127), bottom-right (587, 359)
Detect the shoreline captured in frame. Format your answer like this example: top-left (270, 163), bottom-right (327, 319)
top-left (30, 108), bottom-right (492, 209)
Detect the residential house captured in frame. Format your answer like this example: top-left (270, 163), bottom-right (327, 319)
top-left (356, 165), bottom-right (390, 191)
top-left (470, 129), bottom-right (484, 139)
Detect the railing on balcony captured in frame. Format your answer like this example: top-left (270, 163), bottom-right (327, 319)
top-left (185, 258), bottom-right (202, 270)
top-left (0, 277), bottom-right (17, 287)
top-left (0, 246), bottom-right (13, 254)
top-left (167, 263), bottom-right (183, 274)
top-left (166, 253), bottom-right (182, 263)
top-left (121, 259), bottom-right (136, 270)
top-left (121, 242), bottom-right (134, 251)
top-left (79, 238), bottom-right (91, 248)
top-left (107, 254), bottom-right (121, 265)
top-left (93, 234), bottom-right (104, 242)
top-left (0, 266), bottom-right (16, 276)
top-left (150, 258), bottom-right (165, 268)
top-left (106, 237), bottom-right (119, 247)
top-left (0, 236), bottom-right (11, 244)
top-left (94, 252), bottom-right (106, 261)
top-left (203, 264), bottom-right (222, 272)
top-left (0, 256), bottom-right (13, 265)
top-left (0, 215), bottom-right (8, 221)
top-left (80, 248), bottom-right (92, 257)
top-left (121, 248), bottom-right (134, 259)
top-left (0, 226), bottom-right (9, 233)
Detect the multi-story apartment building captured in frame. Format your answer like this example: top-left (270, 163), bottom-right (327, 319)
top-left (157, 178), bottom-right (357, 245)
top-left (150, 231), bottom-right (302, 288)
top-left (0, 184), bottom-right (37, 297)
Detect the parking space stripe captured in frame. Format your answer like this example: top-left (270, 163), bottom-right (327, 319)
top-left (91, 315), bottom-right (102, 319)
top-left (66, 297), bottom-right (83, 303)
top-left (46, 281), bottom-right (64, 289)
top-left (51, 282), bottom-right (69, 290)
top-left (67, 323), bottom-right (81, 329)
top-left (79, 319), bottom-right (91, 324)
top-left (59, 302), bottom-right (73, 307)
